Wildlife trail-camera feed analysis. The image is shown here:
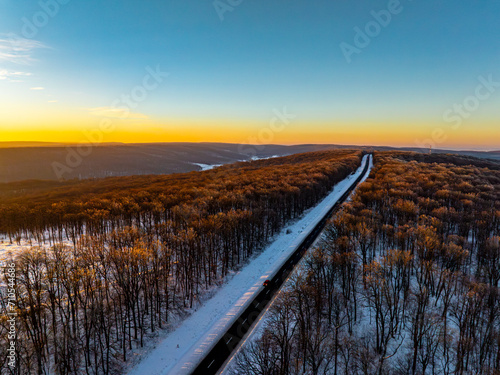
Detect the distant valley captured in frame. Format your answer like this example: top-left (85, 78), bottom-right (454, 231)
top-left (0, 142), bottom-right (498, 183)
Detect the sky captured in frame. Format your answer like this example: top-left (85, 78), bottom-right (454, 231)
top-left (0, 0), bottom-right (499, 150)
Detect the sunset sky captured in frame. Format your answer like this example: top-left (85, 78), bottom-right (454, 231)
top-left (0, 0), bottom-right (499, 150)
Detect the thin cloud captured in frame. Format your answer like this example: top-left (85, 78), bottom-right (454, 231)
top-left (0, 69), bottom-right (32, 82)
top-left (87, 106), bottom-right (150, 120)
top-left (0, 34), bottom-right (47, 65)
top-left (48, 100), bottom-right (58, 103)
top-left (30, 86), bottom-right (44, 90)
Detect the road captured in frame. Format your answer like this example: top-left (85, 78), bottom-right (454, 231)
top-left (190, 154), bottom-right (373, 375)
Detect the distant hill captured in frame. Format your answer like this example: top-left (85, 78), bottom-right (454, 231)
top-left (0, 142), bottom-right (498, 183)
top-left (0, 141), bottom-right (123, 148)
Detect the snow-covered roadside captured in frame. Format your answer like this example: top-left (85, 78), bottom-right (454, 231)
top-left (220, 154), bottom-right (373, 374)
top-left (127, 154), bottom-right (371, 375)
top-left (360, 153), bottom-right (374, 184)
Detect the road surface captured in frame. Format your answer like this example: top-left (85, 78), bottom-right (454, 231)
top-left (191, 154), bottom-right (373, 375)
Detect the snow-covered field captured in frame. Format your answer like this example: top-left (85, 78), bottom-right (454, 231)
top-left (0, 237), bottom-right (23, 261)
top-left (127, 154), bottom-right (372, 375)
top-left (0, 236), bottom-right (42, 261)
top-left (0, 231), bottom-right (73, 262)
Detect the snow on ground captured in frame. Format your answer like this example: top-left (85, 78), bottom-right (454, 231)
top-left (360, 153), bottom-right (374, 184)
top-left (191, 155), bottom-right (281, 171)
top-left (191, 163), bottom-right (223, 171)
top-left (0, 230), bottom-right (73, 262)
top-left (128, 155), bottom-right (371, 375)
top-left (249, 154), bottom-right (280, 161)
top-left (0, 237), bottom-right (24, 262)
top-left (0, 236), bottom-right (44, 262)
top-left (221, 155), bottom-right (374, 374)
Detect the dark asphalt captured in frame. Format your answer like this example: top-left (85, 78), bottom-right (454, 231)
top-left (190, 154), bottom-right (372, 375)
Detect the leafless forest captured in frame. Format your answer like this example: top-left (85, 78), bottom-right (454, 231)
top-left (0, 150), bottom-right (362, 374)
top-left (232, 152), bottom-right (500, 375)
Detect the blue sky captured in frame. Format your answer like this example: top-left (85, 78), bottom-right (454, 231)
top-left (0, 0), bottom-right (499, 148)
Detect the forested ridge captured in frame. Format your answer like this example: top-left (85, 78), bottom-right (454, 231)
top-left (233, 151), bottom-right (500, 375)
top-left (0, 150), bottom-right (363, 374)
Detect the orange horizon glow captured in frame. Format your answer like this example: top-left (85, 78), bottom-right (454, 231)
top-left (1, 118), bottom-right (499, 151)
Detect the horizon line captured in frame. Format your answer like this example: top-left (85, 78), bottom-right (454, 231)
top-left (0, 141), bottom-right (499, 153)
